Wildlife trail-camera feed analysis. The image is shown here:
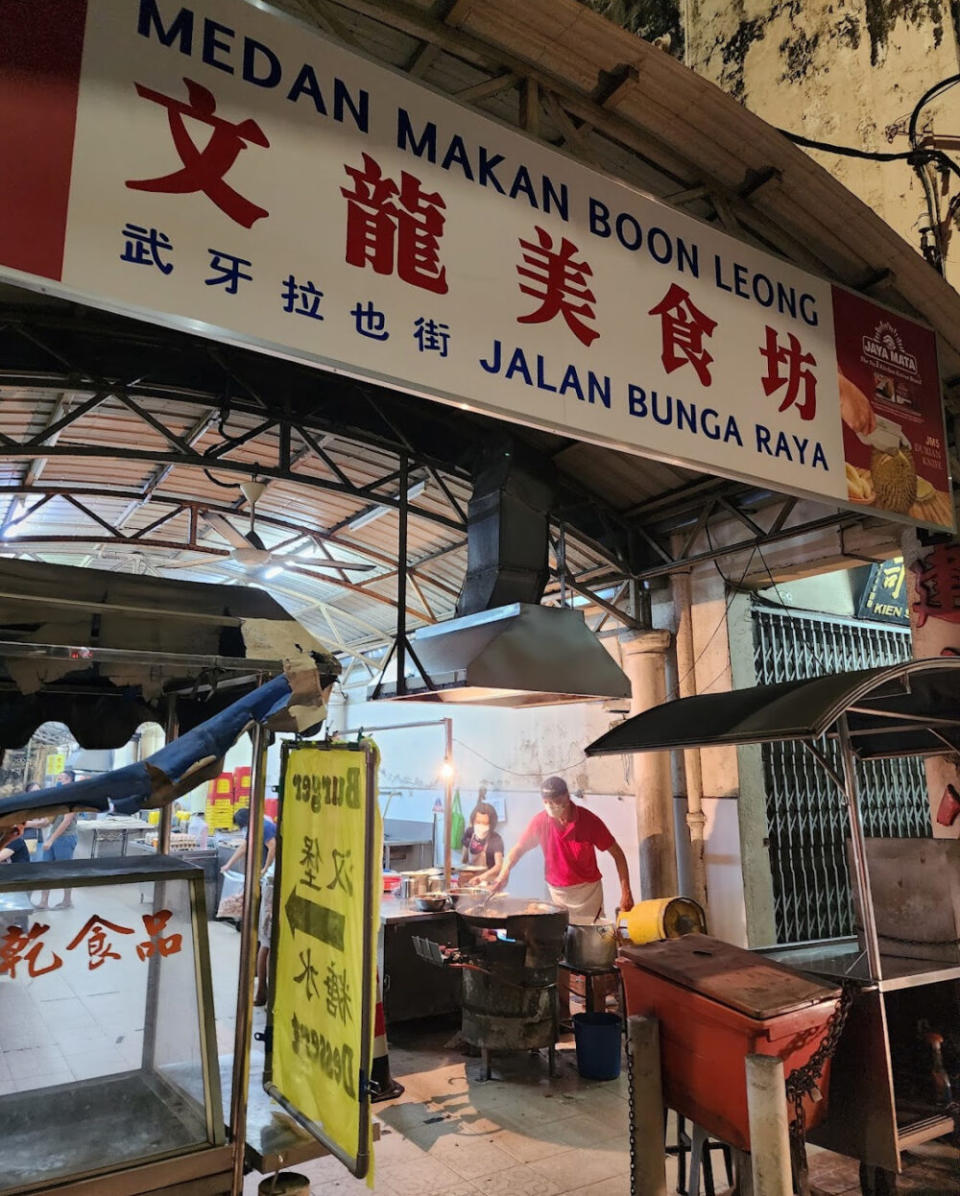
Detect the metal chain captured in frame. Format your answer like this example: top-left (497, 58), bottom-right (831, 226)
top-left (784, 982), bottom-right (855, 1194)
top-left (624, 1020), bottom-right (637, 1194)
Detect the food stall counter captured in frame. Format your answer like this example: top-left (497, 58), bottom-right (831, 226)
top-left (379, 893), bottom-right (461, 1022)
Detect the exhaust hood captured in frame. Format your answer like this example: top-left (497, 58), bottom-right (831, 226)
top-left (372, 602), bottom-right (631, 707)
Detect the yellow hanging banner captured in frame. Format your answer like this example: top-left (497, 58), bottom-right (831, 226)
top-left (269, 742), bottom-right (380, 1178)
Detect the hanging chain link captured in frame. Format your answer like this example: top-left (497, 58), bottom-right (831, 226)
top-left (784, 982), bottom-right (855, 1195)
top-left (625, 1020), bottom-right (637, 1194)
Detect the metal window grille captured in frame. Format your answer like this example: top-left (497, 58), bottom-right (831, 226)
top-left (751, 606), bottom-right (931, 943)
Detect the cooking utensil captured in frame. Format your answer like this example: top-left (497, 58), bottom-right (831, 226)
top-left (399, 869), bottom-right (440, 899)
top-left (563, 920), bottom-right (618, 970)
top-left (456, 894), bottom-right (562, 924)
top-left (414, 894), bottom-right (449, 912)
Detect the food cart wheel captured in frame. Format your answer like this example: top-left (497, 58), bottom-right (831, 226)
top-left (858, 1162), bottom-right (901, 1194)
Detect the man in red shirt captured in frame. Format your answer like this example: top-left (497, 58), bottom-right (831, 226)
top-left (493, 776), bottom-right (634, 922)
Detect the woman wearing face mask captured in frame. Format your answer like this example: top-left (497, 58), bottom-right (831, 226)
top-left (461, 800), bottom-right (504, 885)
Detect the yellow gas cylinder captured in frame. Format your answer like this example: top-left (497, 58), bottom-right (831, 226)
top-left (617, 897), bottom-right (706, 944)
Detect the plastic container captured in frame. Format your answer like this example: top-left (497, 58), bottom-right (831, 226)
top-left (617, 897), bottom-right (706, 944)
top-left (234, 765), bottom-right (252, 803)
top-left (216, 870), bottom-right (245, 920)
top-left (212, 772), bottom-right (235, 800)
top-left (572, 1012), bottom-right (622, 1080)
top-left (258, 1174), bottom-right (309, 1196)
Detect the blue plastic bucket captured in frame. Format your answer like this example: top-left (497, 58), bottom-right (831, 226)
top-left (572, 1012), bottom-right (622, 1080)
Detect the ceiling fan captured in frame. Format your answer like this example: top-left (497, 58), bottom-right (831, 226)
top-left (159, 480), bottom-right (374, 574)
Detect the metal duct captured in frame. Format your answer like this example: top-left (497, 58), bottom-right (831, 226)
top-left (456, 444), bottom-right (551, 616)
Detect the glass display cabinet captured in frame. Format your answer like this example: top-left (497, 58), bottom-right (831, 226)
top-left (0, 855), bottom-right (228, 1195)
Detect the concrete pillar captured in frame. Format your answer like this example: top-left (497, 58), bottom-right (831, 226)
top-left (745, 1054), bottom-right (793, 1196)
top-left (621, 630), bottom-right (677, 899)
top-left (626, 1016), bottom-right (667, 1196)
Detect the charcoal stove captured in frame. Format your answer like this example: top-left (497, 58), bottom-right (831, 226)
top-left (414, 896), bottom-right (568, 1079)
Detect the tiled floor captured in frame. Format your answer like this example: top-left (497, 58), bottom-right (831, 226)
top-left (244, 1021), bottom-right (637, 1196)
top-left (242, 1018), bottom-right (960, 1196)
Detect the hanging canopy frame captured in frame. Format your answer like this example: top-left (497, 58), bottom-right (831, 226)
top-left (586, 657), bottom-right (960, 985)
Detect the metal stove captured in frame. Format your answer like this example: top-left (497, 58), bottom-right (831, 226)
top-left (414, 896), bottom-right (568, 1079)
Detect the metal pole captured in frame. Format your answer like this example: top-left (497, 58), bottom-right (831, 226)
top-left (229, 722), bottom-right (268, 1196)
top-left (443, 717), bottom-right (453, 891)
top-left (158, 696), bottom-right (178, 855)
top-left (626, 1015), bottom-right (667, 1196)
top-left (143, 699), bottom-right (180, 1074)
top-left (396, 455), bottom-right (408, 695)
top-left (838, 715), bottom-right (882, 980)
top-left (745, 1055), bottom-right (793, 1196)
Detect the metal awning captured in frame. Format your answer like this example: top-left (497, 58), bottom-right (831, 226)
top-left (585, 658), bottom-right (960, 760)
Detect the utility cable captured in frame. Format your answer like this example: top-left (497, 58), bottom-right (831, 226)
top-left (777, 74), bottom-right (960, 275)
top-left (453, 737), bottom-right (587, 778)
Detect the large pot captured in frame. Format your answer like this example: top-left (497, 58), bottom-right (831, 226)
top-left (563, 921), bottom-right (618, 970)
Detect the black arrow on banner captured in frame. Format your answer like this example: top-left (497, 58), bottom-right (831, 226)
top-left (285, 889), bottom-right (345, 952)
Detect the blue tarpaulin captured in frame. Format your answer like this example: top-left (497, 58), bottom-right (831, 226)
top-left (0, 663), bottom-right (330, 838)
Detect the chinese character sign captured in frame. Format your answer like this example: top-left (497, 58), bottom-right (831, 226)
top-left (0, 0), bottom-right (951, 530)
top-left (272, 744), bottom-right (379, 1173)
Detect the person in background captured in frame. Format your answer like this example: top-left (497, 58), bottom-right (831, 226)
top-left (21, 782), bottom-right (42, 845)
top-left (220, 807), bottom-right (276, 876)
top-left (221, 806), bottom-right (277, 1008)
top-left (33, 770), bottom-right (79, 910)
top-left (461, 800), bottom-right (504, 885)
top-left (492, 775), bottom-right (634, 923)
top-left (187, 809), bottom-right (209, 849)
top-left (0, 826), bottom-right (30, 865)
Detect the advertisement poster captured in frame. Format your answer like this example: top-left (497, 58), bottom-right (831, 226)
top-left (833, 287), bottom-right (951, 526)
top-left (270, 742), bottom-right (379, 1177)
top-left (0, 0), bottom-right (952, 529)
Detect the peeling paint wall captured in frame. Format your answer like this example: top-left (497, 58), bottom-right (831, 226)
top-left (587, 1), bottom-right (960, 286)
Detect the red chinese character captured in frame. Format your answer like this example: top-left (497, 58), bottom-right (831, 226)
top-left (126, 78), bottom-right (270, 228)
top-left (648, 284), bottom-right (717, 386)
top-left (137, 910), bottom-right (183, 961)
top-left (912, 545), bottom-right (960, 627)
top-left (759, 326), bottom-right (818, 420)
top-left (0, 923), bottom-right (62, 979)
top-left (516, 226), bottom-right (598, 347)
top-left (67, 915), bottom-right (134, 970)
top-left (341, 154), bottom-right (448, 293)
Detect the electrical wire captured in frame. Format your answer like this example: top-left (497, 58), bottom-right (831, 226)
top-left (453, 736), bottom-right (587, 779)
top-left (663, 521), bottom-right (760, 702)
top-left (777, 130), bottom-right (939, 164)
top-left (777, 73), bottom-right (960, 276)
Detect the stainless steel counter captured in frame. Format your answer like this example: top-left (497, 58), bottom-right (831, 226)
top-left (380, 893), bottom-right (457, 924)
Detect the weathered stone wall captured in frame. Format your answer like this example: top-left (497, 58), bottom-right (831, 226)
top-left (586, 1), bottom-right (960, 286)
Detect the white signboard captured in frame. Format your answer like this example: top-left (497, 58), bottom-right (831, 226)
top-left (0, 0), bottom-right (951, 526)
